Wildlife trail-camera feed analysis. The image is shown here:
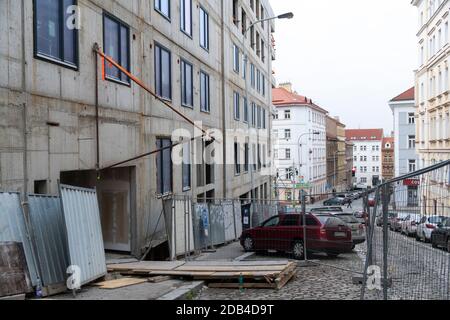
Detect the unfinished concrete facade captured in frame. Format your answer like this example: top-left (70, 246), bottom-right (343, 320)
top-left (0, 0), bottom-right (276, 257)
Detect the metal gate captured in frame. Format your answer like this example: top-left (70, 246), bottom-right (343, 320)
top-left (361, 160), bottom-right (450, 300)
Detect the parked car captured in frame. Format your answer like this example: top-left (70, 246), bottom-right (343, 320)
top-left (416, 215), bottom-right (447, 243)
top-left (323, 197), bottom-right (346, 206)
top-left (390, 213), bottom-right (411, 232)
top-left (376, 212), bottom-right (397, 227)
top-left (431, 218), bottom-right (450, 251)
top-left (336, 195), bottom-right (352, 204)
top-left (368, 196), bottom-right (376, 207)
top-left (400, 214), bottom-right (423, 237)
top-left (240, 214), bottom-right (353, 260)
top-left (353, 211), bottom-right (368, 225)
top-left (330, 213), bottom-right (366, 248)
top-left (310, 207), bottom-right (344, 214)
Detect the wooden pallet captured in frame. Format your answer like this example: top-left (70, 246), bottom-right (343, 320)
top-left (208, 262), bottom-right (298, 290)
top-left (107, 260), bottom-right (297, 290)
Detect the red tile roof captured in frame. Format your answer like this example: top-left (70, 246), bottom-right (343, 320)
top-left (345, 129), bottom-right (384, 141)
top-left (390, 87), bottom-right (415, 102)
top-left (272, 87), bottom-right (328, 114)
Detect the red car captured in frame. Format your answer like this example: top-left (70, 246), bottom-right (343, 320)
top-left (240, 214), bottom-right (353, 260)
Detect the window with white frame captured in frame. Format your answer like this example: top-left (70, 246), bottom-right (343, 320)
top-left (408, 135), bottom-right (416, 149)
top-left (285, 149), bottom-right (291, 160)
top-left (284, 129), bottom-right (291, 140)
top-left (409, 160), bottom-right (416, 173)
top-left (408, 113), bottom-right (415, 124)
top-left (284, 110), bottom-right (291, 120)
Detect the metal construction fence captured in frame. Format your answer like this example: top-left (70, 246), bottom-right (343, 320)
top-left (163, 196), bottom-right (281, 260)
top-left (0, 185), bottom-right (107, 296)
top-left (361, 160), bottom-right (450, 300)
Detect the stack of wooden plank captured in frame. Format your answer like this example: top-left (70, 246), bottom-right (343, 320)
top-left (107, 260), bottom-right (297, 290)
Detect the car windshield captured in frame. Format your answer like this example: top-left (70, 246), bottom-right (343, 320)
top-left (336, 214), bottom-right (359, 224)
top-left (398, 213), bottom-right (410, 220)
top-left (323, 217), bottom-right (346, 227)
top-left (429, 216), bottom-right (446, 224)
top-left (315, 215), bottom-right (332, 225)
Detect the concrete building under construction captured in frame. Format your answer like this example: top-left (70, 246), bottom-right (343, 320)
top-left (0, 0), bottom-right (277, 257)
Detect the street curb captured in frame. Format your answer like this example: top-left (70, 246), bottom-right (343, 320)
top-left (233, 252), bottom-right (255, 261)
top-left (157, 281), bottom-right (205, 300)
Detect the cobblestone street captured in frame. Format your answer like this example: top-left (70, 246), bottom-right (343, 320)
top-left (196, 247), bottom-right (380, 300)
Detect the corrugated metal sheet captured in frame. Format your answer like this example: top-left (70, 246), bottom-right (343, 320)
top-left (28, 195), bottom-right (69, 287)
top-left (0, 192), bottom-right (39, 286)
top-left (209, 204), bottom-right (225, 246)
top-left (193, 203), bottom-right (210, 250)
top-left (173, 198), bottom-right (195, 256)
top-left (223, 201), bottom-right (236, 242)
top-left (233, 201), bottom-right (243, 238)
top-left (59, 185), bottom-right (107, 286)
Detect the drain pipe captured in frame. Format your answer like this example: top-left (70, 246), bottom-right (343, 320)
top-left (21, 0), bottom-right (43, 296)
top-left (94, 43), bottom-right (100, 179)
top-left (220, 0), bottom-right (227, 198)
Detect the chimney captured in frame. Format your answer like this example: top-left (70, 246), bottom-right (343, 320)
top-left (279, 82), bottom-right (293, 93)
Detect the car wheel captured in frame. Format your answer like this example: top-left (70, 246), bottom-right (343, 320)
top-left (243, 236), bottom-right (254, 252)
top-left (351, 245), bottom-right (356, 250)
top-left (292, 240), bottom-right (305, 260)
top-left (415, 233), bottom-right (421, 242)
top-left (431, 236), bottom-right (438, 249)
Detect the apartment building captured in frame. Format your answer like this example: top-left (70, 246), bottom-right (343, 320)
top-left (389, 87), bottom-right (419, 206)
top-left (326, 116), bottom-right (348, 193)
top-left (413, 0), bottom-right (450, 215)
top-left (273, 83), bottom-right (328, 201)
top-left (345, 141), bottom-right (355, 190)
top-left (413, 0), bottom-right (450, 168)
top-left (0, 0), bottom-right (276, 257)
top-left (346, 129), bottom-right (384, 189)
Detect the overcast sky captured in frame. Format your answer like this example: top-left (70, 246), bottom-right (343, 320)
top-left (271, 0), bottom-right (418, 134)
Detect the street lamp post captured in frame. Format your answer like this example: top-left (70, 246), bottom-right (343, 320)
top-left (297, 130), bottom-right (319, 263)
top-left (239, 12), bottom-right (293, 204)
top-left (297, 131), bottom-right (321, 190)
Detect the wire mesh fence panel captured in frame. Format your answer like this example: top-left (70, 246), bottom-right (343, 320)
top-left (362, 161), bottom-right (450, 300)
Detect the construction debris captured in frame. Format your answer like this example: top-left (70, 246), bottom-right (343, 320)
top-left (107, 260), bottom-right (297, 290)
top-left (92, 277), bottom-right (147, 290)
